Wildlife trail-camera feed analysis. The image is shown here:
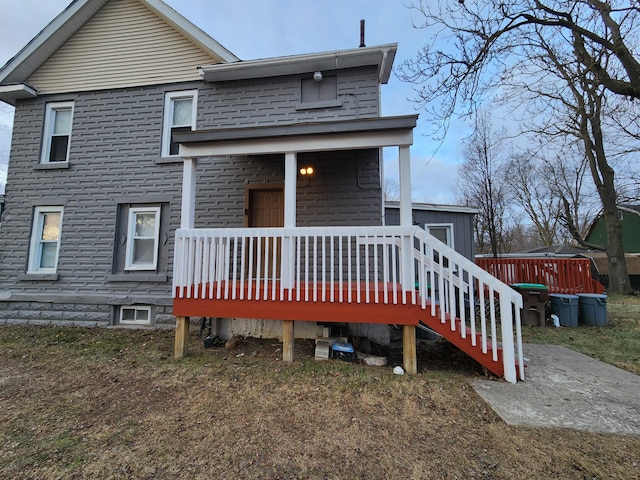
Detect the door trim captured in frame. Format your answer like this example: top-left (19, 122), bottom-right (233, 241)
top-left (244, 183), bottom-right (284, 228)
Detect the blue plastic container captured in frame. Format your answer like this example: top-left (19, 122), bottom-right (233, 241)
top-left (577, 294), bottom-right (608, 326)
top-left (549, 294), bottom-right (579, 327)
top-left (331, 342), bottom-right (356, 362)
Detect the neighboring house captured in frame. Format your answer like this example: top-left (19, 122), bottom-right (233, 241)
top-left (0, 0), bottom-right (524, 382)
top-left (586, 205), bottom-right (640, 254)
top-left (577, 252), bottom-right (640, 293)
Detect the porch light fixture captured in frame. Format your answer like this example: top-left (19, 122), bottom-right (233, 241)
top-left (299, 166), bottom-right (314, 176)
top-left (313, 71), bottom-right (323, 82)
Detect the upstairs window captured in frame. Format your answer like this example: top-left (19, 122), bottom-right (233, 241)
top-left (125, 207), bottom-right (161, 270)
top-left (162, 90), bottom-right (197, 157)
top-left (41, 102), bottom-right (74, 163)
top-left (28, 206), bottom-right (64, 273)
top-left (301, 75), bottom-right (337, 103)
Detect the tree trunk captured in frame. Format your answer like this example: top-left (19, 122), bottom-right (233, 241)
top-left (587, 90), bottom-right (633, 295)
top-left (602, 208), bottom-right (631, 294)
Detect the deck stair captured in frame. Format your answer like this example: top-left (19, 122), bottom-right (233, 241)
top-left (418, 313), bottom-right (505, 378)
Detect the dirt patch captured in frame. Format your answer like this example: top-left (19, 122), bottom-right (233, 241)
top-left (208, 333), bottom-right (487, 377)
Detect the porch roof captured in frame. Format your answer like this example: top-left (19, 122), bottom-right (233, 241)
top-left (175, 114), bottom-right (418, 157)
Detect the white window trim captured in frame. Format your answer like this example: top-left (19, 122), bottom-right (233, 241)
top-left (125, 207), bottom-right (161, 271)
top-left (28, 206), bottom-right (64, 274)
top-left (425, 223), bottom-right (455, 249)
top-left (161, 90), bottom-right (198, 157)
top-left (120, 306), bottom-right (152, 326)
top-left (41, 101), bottom-right (74, 164)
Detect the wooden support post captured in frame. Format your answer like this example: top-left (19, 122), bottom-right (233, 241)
top-left (403, 325), bottom-right (417, 374)
top-left (174, 316), bottom-right (190, 359)
top-left (282, 320), bottom-right (294, 363)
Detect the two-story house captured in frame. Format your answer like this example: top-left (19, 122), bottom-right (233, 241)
top-left (0, 0), bottom-right (523, 381)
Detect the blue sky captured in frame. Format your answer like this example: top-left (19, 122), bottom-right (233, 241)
top-left (0, 0), bottom-right (469, 201)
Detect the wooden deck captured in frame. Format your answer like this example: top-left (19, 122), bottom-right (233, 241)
top-left (171, 226), bottom-right (524, 382)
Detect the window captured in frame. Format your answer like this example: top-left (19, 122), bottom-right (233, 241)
top-left (28, 206), bottom-right (63, 273)
top-left (301, 75), bottom-right (337, 104)
top-left (120, 306), bottom-right (151, 326)
top-left (41, 102), bottom-right (74, 163)
top-left (125, 207), bottom-right (161, 270)
top-left (426, 223), bottom-right (454, 249)
top-left (162, 90), bottom-right (197, 157)
top-left (110, 201), bottom-right (170, 280)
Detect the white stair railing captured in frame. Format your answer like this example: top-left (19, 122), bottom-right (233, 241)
top-left (173, 225), bottom-right (524, 382)
top-left (410, 228), bottom-right (524, 382)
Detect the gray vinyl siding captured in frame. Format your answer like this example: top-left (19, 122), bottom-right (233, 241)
top-left (385, 207), bottom-right (476, 261)
top-left (193, 150), bottom-right (382, 228)
top-left (197, 66), bottom-right (380, 127)
top-left (0, 66), bottom-right (382, 325)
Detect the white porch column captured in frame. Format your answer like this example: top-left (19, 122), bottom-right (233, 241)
top-left (284, 152), bottom-right (297, 227)
top-left (181, 158), bottom-right (198, 229)
top-left (399, 146), bottom-right (412, 227)
top-left (282, 152), bottom-right (297, 289)
top-left (399, 145), bottom-right (414, 292)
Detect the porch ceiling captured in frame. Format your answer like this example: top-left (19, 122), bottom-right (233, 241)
top-left (175, 115), bottom-right (418, 157)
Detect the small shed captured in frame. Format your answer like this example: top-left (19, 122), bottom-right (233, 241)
top-left (384, 201), bottom-right (477, 261)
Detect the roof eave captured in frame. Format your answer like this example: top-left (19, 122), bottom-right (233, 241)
top-left (385, 200), bottom-right (480, 215)
top-left (199, 43), bottom-right (398, 84)
top-left (143, 0), bottom-right (239, 63)
top-left (0, 83), bottom-right (39, 106)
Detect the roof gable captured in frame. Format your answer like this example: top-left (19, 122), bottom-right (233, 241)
top-left (0, 0), bottom-right (238, 100)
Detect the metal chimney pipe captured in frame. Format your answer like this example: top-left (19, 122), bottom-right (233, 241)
top-left (360, 19), bottom-right (366, 48)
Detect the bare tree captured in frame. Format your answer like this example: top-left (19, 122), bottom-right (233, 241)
top-left (456, 112), bottom-right (510, 256)
top-left (544, 149), bottom-right (600, 245)
top-left (383, 177), bottom-right (400, 202)
top-left (505, 152), bottom-right (563, 246)
top-left (399, 0), bottom-right (639, 294)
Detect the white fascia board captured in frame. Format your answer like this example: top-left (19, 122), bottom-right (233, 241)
top-left (0, 0), bottom-right (107, 84)
top-left (143, 0), bottom-right (239, 63)
top-left (200, 44), bottom-right (398, 83)
top-left (179, 129), bottom-right (413, 157)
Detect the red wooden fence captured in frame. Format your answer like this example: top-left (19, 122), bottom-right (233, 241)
top-left (475, 257), bottom-right (605, 294)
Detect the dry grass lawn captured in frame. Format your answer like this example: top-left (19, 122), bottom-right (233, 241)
top-left (1, 322), bottom-right (639, 479)
top-left (522, 294), bottom-right (640, 375)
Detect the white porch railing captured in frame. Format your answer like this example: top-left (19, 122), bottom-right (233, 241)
top-left (173, 226), bottom-right (524, 382)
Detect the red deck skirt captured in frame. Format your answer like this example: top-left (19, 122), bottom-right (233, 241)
top-left (174, 281), bottom-right (423, 325)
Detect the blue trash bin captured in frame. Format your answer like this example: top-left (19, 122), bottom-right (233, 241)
top-left (577, 294), bottom-right (608, 326)
top-left (549, 294), bottom-right (579, 327)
